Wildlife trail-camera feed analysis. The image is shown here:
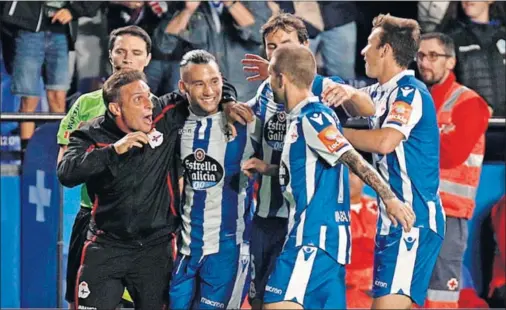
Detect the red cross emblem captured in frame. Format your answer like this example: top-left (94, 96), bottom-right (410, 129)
top-left (447, 278), bottom-right (458, 291)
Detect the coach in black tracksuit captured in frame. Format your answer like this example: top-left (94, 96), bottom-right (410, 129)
top-left (57, 70), bottom-right (238, 309)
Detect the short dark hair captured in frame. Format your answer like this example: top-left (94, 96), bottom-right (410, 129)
top-left (420, 32), bottom-right (456, 57)
top-left (271, 44), bottom-right (316, 89)
top-left (261, 12), bottom-right (309, 46)
top-left (102, 70), bottom-right (147, 105)
top-left (372, 14), bottom-right (421, 68)
top-left (179, 49), bottom-right (217, 68)
top-left (108, 25), bottom-right (152, 54)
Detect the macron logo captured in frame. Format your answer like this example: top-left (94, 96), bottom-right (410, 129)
top-left (400, 87), bottom-right (414, 97)
top-left (404, 237), bottom-right (416, 251)
top-left (266, 285), bottom-right (283, 295)
top-left (200, 297), bottom-right (224, 309)
top-left (374, 280), bottom-right (388, 288)
top-left (310, 113), bottom-right (323, 125)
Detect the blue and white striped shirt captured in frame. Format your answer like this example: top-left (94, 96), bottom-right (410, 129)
top-left (280, 96), bottom-right (353, 265)
top-left (179, 110), bottom-right (255, 256)
top-left (249, 75), bottom-right (347, 219)
top-left (363, 70), bottom-right (446, 237)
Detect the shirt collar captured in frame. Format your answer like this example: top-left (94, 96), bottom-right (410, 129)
top-left (104, 110), bottom-right (128, 138)
top-left (378, 70), bottom-right (415, 91)
top-left (187, 107), bottom-right (222, 121)
top-left (288, 96), bottom-right (320, 119)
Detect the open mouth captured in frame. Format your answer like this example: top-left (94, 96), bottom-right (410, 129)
top-left (202, 98), bottom-right (215, 104)
top-left (143, 115), bottom-right (153, 125)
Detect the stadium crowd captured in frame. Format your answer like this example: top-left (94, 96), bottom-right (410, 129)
top-left (0, 1), bottom-right (505, 309)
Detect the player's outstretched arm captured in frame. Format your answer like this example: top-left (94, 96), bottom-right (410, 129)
top-left (339, 149), bottom-right (415, 232)
top-left (242, 158), bottom-right (278, 178)
top-left (321, 81), bottom-right (375, 117)
top-left (343, 127), bottom-right (404, 155)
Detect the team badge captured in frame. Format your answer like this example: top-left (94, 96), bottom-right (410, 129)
top-left (78, 281), bottom-right (91, 299)
top-left (148, 129), bottom-right (164, 149)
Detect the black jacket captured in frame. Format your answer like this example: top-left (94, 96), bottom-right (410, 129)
top-left (0, 1), bottom-right (103, 50)
top-left (57, 84), bottom-right (237, 244)
top-left (446, 20), bottom-right (506, 116)
top-left (276, 1), bottom-right (357, 39)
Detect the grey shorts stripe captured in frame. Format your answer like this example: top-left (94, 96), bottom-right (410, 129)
top-left (428, 217), bottom-right (468, 297)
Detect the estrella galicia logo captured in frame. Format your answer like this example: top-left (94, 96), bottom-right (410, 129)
top-left (279, 160), bottom-right (290, 190)
top-left (183, 148), bottom-right (224, 190)
top-left (264, 112), bottom-right (287, 151)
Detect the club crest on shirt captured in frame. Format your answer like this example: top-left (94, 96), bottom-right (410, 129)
top-left (78, 281), bottom-right (91, 299)
top-left (148, 129), bottom-right (164, 149)
top-left (279, 161), bottom-right (290, 188)
top-left (286, 121), bottom-right (299, 144)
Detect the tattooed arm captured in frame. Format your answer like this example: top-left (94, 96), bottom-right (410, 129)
top-left (339, 149), bottom-right (415, 231)
top-left (339, 149), bottom-right (395, 202)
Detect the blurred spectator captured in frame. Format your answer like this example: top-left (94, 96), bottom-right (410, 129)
top-left (70, 9), bottom-right (108, 95)
top-left (440, 1), bottom-right (506, 117)
top-left (145, 2), bottom-right (184, 96)
top-left (417, 32), bottom-right (491, 308)
top-left (104, 1), bottom-right (166, 79)
top-left (418, 1), bottom-right (450, 33)
top-left (488, 195), bottom-right (506, 308)
top-left (0, 1), bottom-right (102, 150)
top-left (345, 172), bottom-right (377, 309)
top-left (275, 1), bottom-right (357, 79)
top-left (106, 1), bottom-right (163, 35)
top-left (458, 265), bottom-right (489, 308)
top-left (151, 0), bottom-right (271, 101)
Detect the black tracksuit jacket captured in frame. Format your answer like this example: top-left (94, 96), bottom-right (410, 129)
top-left (57, 86), bottom-right (237, 245)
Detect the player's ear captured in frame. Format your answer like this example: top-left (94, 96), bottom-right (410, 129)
top-left (381, 43), bottom-right (390, 58)
top-left (446, 56), bottom-right (456, 71)
top-left (108, 102), bottom-right (121, 117)
top-left (178, 80), bottom-right (187, 95)
top-left (279, 73), bottom-right (286, 89)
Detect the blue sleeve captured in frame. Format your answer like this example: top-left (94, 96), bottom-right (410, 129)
top-left (311, 75), bottom-right (348, 124)
top-left (311, 74), bottom-right (345, 98)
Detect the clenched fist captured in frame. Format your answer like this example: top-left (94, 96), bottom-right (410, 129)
top-left (113, 132), bottom-right (149, 155)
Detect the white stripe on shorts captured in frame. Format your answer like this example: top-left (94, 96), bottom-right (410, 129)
top-left (390, 228), bottom-right (420, 296)
top-left (228, 244), bottom-right (250, 309)
top-left (284, 246), bottom-right (317, 305)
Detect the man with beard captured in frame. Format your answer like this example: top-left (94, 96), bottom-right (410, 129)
top-left (170, 49), bottom-right (256, 309)
top-left (417, 32), bottom-right (490, 308)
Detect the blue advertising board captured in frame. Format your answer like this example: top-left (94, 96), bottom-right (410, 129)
top-left (0, 166), bottom-right (21, 308)
top-left (20, 123), bottom-right (61, 308)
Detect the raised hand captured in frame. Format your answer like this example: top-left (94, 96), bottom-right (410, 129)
top-left (113, 132), bottom-right (149, 155)
top-left (241, 54), bottom-right (269, 82)
top-left (321, 81), bottom-right (357, 108)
